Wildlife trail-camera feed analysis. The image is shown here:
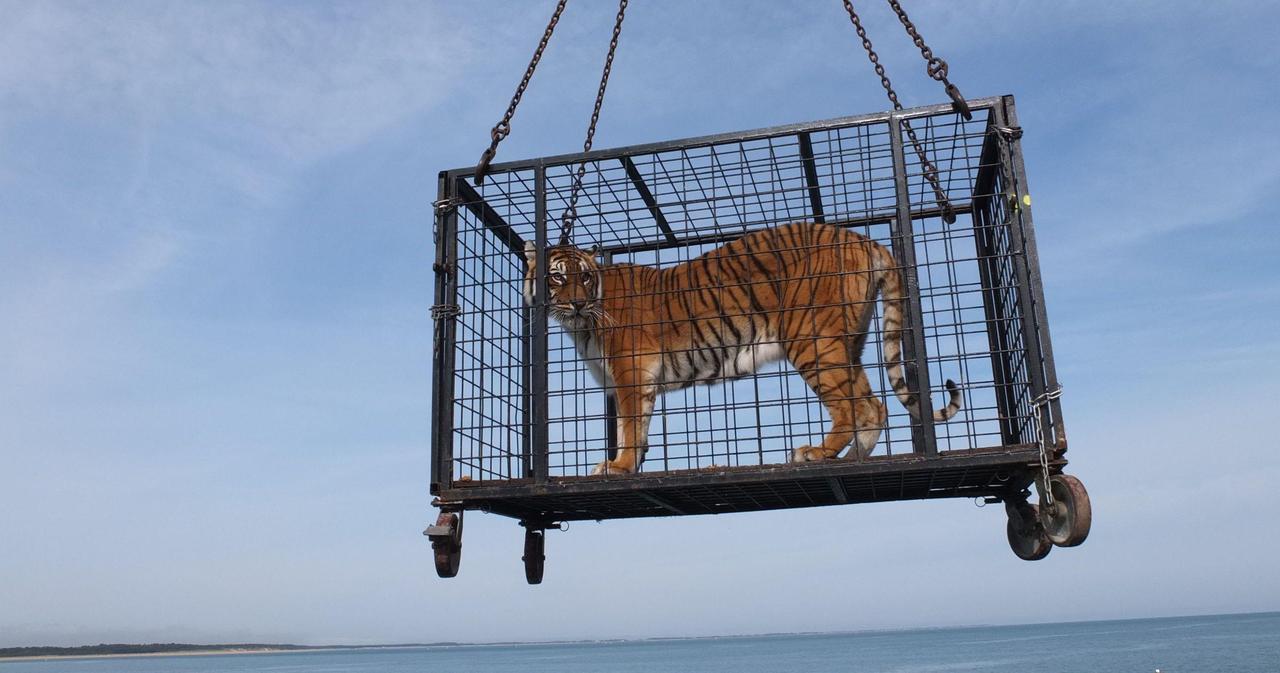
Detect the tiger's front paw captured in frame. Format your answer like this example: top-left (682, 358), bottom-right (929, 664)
top-left (591, 459), bottom-right (636, 476)
top-left (790, 446), bottom-right (830, 463)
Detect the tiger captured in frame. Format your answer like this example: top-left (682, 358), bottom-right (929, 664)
top-left (522, 221), bottom-right (961, 475)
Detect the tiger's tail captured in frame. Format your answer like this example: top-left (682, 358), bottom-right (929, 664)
top-left (873, 244), bottom-right (962, 422)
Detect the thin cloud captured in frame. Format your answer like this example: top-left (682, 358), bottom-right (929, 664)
top-left (0, 2), bottom-right (475, 166)
top-left (0, 2), bottom-right (479, 384)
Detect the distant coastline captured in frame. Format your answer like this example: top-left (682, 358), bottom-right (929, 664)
top-left (5, 612), bottom-right (1278, 662)
top-left (0, 643), bottom-right (459, 662)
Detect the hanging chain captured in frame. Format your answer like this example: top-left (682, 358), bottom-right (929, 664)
top-left (842, 0), bottom-right (902, 109)
top-left (1031, 385), bottom-right (1063, 506)
top-left (840, 0), bottom-right (956, 224)
top-left (885, 0), bottom-right (971, 120)
top-left (474, 0), bottom-right (570, 185)
top-left (558, 0), bottom-right (628, 246)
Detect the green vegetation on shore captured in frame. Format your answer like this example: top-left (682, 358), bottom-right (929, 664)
top-left (0, 644), bottom-right (317, 658)
top-left (0, 643), bottom-right (469, 659)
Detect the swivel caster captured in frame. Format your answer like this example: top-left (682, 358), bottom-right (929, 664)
top-left (425, 511), bottom-right (463, 578)
top-left (1039, 474), bottom-right (1092, 547)
top-left (1005, 500), bottom-right (1052, 561)
top-left (523, 527), bottom-right (546, 585)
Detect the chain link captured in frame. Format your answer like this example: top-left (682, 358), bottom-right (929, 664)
top-left (839, 0), bottom-right (956, 224)
top-left (885, 0), bottom-right (970, 120)
top-left (1031, 385), bottom-right (1063, 506)
top-left (558, 0), bottom-right (628, 246)
top-left (474, 0), bottom-right (570, 185)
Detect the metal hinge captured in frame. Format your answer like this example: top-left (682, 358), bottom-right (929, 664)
top-left (431, 304), bottom-right (461, 320)
top-left (423, 522), bottom-right (455, 538)
top-left (994, 125), bottom-right (1023, 142)
top-left (433, 196), bottom-right (463, 215)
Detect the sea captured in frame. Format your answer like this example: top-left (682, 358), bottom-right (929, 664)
top-left (3, 613), bottom-right (1276, 673)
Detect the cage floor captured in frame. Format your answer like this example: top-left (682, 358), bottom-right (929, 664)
top-left (439, 445), bottom-right (1041, 522)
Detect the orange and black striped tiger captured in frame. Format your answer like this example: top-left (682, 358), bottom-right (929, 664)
top-left (522, 221), bottom-right (961, 475)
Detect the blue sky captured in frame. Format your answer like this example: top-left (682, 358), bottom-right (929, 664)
top-left (2, 0), bottom-right (1279, 647)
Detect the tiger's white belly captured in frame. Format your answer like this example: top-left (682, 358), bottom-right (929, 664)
top-left (572, 329), bottom-right (785, 394)
top-left (662, 338), bottom-right (786, 391)
top-left (720, 341), bottom-right (786, 379)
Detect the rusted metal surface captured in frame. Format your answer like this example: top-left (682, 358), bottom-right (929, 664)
top-left (437, 446), bottom-right (1043, 523)
top-left (426, 511), bottom-right (463, 578)
top-left (1040, 473), bottom-right (1091, 547)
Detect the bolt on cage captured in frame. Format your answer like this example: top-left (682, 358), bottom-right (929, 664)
top-left (431, 95), bottom-right (1067, 525)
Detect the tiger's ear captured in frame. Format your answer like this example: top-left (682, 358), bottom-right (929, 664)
top-left (589, 244), bottom-right (602, 259)
top-left (523, 241), bottom-right (536, 265)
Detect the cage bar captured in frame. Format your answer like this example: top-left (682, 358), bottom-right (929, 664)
top-left (430, 95), bottom-right (1066, 522)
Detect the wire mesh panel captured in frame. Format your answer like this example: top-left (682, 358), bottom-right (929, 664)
top-left (432, 96), bottom-right (1063, 509)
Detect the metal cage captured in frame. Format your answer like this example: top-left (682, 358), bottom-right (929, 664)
top-left (430, 95), bottom-right (1067, 526)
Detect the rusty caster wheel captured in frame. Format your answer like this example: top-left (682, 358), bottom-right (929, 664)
top-left (427, 512), bottom-right (463, 578)
top-left (1039, 474), bottom-right (1091, 547)
top-left (522, 527), bottom-right (545, 585)
top-left (1006, 501), bottom-right (1052, 561)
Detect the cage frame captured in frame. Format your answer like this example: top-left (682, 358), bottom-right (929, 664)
top-left (430, 94), bottom-right (1067, 525)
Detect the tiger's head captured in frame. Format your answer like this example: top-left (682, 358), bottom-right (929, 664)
top-left (522, 242), bottom-right (606, 328)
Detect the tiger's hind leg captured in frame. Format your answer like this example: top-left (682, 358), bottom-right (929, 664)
top-left (787, 333), bottom-right (886, 463)
top-left (847, 366), bottom-right (886, 460)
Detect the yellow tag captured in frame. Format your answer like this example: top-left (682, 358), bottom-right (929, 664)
top-left (1022, 194), bottom-right (1032, 207)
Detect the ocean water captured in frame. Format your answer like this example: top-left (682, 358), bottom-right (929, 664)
top-left (3, 613), bottom-right (1277, 673)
